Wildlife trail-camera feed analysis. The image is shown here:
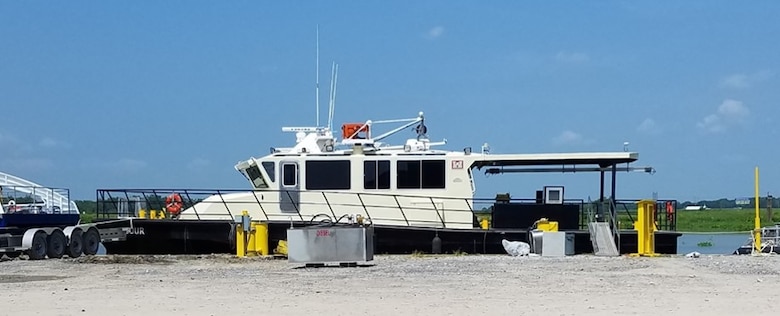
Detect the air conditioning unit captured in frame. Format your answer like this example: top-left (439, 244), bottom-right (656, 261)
top-left (544, 186), bottom-right (564, 204)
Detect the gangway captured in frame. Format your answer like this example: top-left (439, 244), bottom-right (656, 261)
top-left (588, 222), bottom-right (619, 256)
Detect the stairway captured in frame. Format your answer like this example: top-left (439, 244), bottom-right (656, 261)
top-left (588, 222), bottom-right (619, 256)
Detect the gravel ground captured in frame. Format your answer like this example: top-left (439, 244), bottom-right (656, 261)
top-left (2, 253), bottom-right (780, 315)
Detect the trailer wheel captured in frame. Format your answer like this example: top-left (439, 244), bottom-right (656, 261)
top-left (83, 228), bottom-right (100, 256)
top-left (27, 231), bottom-right (48, 260)
top-left (47, 230), bottom-right (67, 259)
top-left (66, 229), bottom-right (84, 258)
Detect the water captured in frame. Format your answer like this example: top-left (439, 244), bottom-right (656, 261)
top-left (97, 243), bottom-right (107, 255)
top-left (677, 233), bottom-right (749, 255)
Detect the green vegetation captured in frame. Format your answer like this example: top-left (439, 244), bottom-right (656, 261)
top-left (676, 208), bottom-right (772, 232)
top-left (76, 200), bottom-right (97, 223)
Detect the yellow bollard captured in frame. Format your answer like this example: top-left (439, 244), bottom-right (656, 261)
top-left (631, 199), bottom-right (659, 257)
top-left (480, 218), bottom-right (489, 230)
top-left (252, 221), bottom-right (269, 256)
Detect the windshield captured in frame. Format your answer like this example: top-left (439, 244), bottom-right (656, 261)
top-left (245, 164), bottom-right (269, 189)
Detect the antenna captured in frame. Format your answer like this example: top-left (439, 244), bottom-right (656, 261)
top-left (315, 25), bottom-right (320, 128)
top-left (329, 63), bottom-right (339, 131)
top-left (327, 62), bottom-right (339, 131)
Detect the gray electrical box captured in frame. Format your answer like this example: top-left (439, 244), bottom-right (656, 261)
top-left (541, 231), bottom-right (575, 257)
top-left (287, 226), bottom-right (374, 266)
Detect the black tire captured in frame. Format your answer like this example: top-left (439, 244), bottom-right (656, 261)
top-left (27, 231), bottom-right (48, 260)
top-left (47, 230), bottom-right (67, 259)
top-left (82, 228), bottom-right (100, 256)
top-left (66, 229), bottom-right (84, 258)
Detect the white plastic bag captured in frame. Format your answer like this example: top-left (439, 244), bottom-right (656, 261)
top-left (502, 239), bottom-right (530, 256)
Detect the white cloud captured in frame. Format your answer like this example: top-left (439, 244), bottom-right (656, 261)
top-left (697, 99), bottom-right (750, 133)
top-left (552, 130), bottom-right (590, 146)
top-left (637, 118), bottom-right (662, 135)
top-left (555, 51), bottom-right (590, 63)
top-left (719, 74), bottom-right (749, 89)
top-left (424, 26), bottom-right (445, 39)
top-left (719, 70), bottom-right (773, 89)
top-left (39, 137), bottom-right (71, 149)
top-left (187, 158), bottom-right (210, 170)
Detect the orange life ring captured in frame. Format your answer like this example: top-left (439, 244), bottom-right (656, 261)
top-left (165, 193), bottom-right (183, 215)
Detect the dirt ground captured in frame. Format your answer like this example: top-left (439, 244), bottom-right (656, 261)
top-left (2, 253), bottom-right (779, 316)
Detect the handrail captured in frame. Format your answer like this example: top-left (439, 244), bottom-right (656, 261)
top-left (618, 203), bottom-right (635, 227)
top-left (95, 188), bottom-right (678, 231)
top-left (355, 193), bottom-right (373, 221)
top-left (96, 188), bottom-right (481, 227)
top-left (320, 192), bottom-right (335, 220)
top-left (394, 195), bottom-right (411, 226)
top-left (609, 198), bottom-right (620, 252)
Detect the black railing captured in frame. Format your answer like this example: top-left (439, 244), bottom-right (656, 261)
top-left (96, 188), bottom-right (480, 228)
top-left (95, 189), bottom-right (678, 231)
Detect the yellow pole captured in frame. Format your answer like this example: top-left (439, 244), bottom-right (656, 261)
top-left (236, 210), bottom-right (250, 257)
top-left (236, 222), bottom-right (246, 257)
top-left (754, 166), bottom-right (761, 253)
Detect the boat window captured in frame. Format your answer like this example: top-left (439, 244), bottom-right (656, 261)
top-left (282, 163), bottom-right (297, 187)
top-left (397, 160), bottom-right (421, 189)
top-left (364, 161), bottom-right (376, 189)
top-left (397, 160), bottom-right (445, 189)
top-left (377, 160), bottom-right (390, 189)
top-left (262, 161), bottom-right (275, 182)
top-left (246, 165), bottom-right (269, 189)
top-left (305, 160), bottom-right (351, 190)
top-left (421, 160), bottom-right (446, 189)
top-left (364, 160), bottom-right (391, 190)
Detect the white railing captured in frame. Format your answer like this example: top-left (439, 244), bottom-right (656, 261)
top-left (1, 171), bottom-right (79, 215)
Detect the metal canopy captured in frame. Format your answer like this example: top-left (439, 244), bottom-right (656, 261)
top-left (470, 152), bottom-right (639, 169)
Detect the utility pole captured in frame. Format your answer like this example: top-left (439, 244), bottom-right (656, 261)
top-left (768, 194), bottom-right (774, 223)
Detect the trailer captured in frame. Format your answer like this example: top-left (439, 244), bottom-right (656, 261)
top-left (0, 171), bottom-right (129, 260)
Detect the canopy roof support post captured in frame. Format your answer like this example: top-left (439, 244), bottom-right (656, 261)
top-left (600, 170), bottom-right (605, 202)
top-left (599, 170), bottom-right (605, 221)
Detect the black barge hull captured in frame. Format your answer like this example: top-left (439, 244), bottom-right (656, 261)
top-left (101, 219), bottom-right (681, 255)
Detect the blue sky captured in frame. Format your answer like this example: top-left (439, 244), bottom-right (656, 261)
top-left (1, 2), bottom-right (778, 202)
